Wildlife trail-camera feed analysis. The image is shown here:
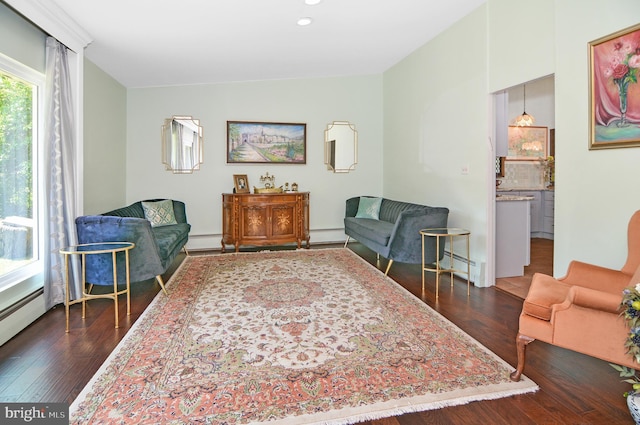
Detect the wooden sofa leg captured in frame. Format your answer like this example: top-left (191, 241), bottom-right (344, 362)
top-left (384, 260), bottom-right (393, 276)
top-left (344, 236), bottom-right (350, 248)
top-left (182, 246), bottom-right (189, 256)
top-left (156, 275), bottom-right (168, 295)
top-left (510, 332), bottom-right (535, 381)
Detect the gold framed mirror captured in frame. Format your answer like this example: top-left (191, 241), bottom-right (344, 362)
top-left (324, 121), bottom-right (357, 173)
top-left (162, 116), bottom-right (203, 173)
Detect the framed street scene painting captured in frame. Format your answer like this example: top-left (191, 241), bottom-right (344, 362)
top-left (227, 121), bottom-right (306, 163)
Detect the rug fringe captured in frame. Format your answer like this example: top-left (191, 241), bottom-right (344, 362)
top-left (275, 385), bottom-right (538, 425)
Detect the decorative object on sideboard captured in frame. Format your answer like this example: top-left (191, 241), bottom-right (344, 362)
top-left (161, 116), bottom-right (203, 173)
top-left (514, 84), bottom-right (535, 127)
top-left (226, 121), bottom-right (307, 164)
top-left (254, 172), bottom-right (284, 193)
top-left (589, 22), bottom-right (640, 150)
top-left (233, 174), bottom-right (250, 194)
top-left (260, 172), bottom-right (275, 188)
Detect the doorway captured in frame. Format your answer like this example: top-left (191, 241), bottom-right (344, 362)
top-left (495, 238), bottom-right (553, 298)
top-left (493, 76), bottom-right (555, 295)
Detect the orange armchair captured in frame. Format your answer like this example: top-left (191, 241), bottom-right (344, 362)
top-left (510, 210), bottom-right (640, 381)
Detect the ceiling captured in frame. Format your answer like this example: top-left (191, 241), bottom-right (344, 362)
top-left (50, 0), bottom-right (486, 88)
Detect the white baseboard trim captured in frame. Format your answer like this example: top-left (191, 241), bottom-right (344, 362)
top-left (186, 228), bottom-right (348, 251)
top-left (0, 293), bottom-right (46, 346)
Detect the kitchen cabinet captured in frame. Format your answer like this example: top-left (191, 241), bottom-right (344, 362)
top-left (496, 198), bottom-right (531, 278)
top-left (542, 190), bottom-right (554, 239)
top-left (497, 189), bottom-right (554, 239)
top-left (518, 191), bottom-right (542, 234)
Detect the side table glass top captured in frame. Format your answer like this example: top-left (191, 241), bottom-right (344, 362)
top-left (420, 228), bottom-right (470, 236)
top-left (60, 242), bottom-right (134, 255)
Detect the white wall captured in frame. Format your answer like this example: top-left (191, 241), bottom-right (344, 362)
top-left (383, 6), bottom-right (489, 285)
top-left (507, 77), bottom-right (555, 131)
top-left (487, 0), bottom-right (555, 94)
top-left (553, 0), bottom-right (640, 273)
top-left (0, 2), bottom-right (45, 72)
top-left (83, 59), bottom-right (127, 214)
top-left (126, 75), bottom-right (383, 250)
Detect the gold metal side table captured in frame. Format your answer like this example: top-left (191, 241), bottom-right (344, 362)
top-left (60, 242), bottom-right (135, 332)
top-left (420, 228), bottom-right (470, 298)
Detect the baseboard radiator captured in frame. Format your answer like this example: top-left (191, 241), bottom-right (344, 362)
top-left (0, 289), bottom-right (46, 346)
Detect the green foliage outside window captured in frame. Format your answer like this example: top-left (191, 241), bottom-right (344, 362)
top-left (0, 73), bottom-right (33, 220)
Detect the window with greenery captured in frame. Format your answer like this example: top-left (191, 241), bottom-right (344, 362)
top-left (0, 68), bottom-right (39, 286)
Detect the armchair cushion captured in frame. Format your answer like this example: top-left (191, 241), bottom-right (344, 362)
top-left (344, 217), bottom-right (393, 246)
top-left (522, 273), bottom-right (570, 321)
top-left (152, 223), bottom-right (191, 260)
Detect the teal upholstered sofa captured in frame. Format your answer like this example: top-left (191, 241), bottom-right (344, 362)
top-left (74, 199), bottom-right (190, 294)
top-left (344, 196), bottom-right (449, 275)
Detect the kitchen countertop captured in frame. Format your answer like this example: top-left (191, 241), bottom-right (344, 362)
top-left (496, 194), bottom-right (534, 201)
top-left (496, 188), bottom-right (554, 192)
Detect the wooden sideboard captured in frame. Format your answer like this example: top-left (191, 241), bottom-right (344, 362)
top-left (221, 192), bottom-right (310, 252)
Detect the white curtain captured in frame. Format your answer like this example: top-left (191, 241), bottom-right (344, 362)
top-left (43, 37), bottom-right (80, 309)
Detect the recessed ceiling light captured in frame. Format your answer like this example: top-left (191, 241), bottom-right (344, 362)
top-left (297, 17), bottom-right (313, 26)
top-left (305, 0), bottom-right (322, 5)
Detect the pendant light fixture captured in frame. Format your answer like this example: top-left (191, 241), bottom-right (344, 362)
top-left (514, 84), bottom-right (535, 126)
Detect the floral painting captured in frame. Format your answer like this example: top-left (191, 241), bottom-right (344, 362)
top-left (227, 121), bottom-right (306, 163)
top-left (589, 23), bottom-right (640, 149)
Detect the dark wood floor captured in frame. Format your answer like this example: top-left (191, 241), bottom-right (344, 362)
top-left (0, 243), bottom-right (633, 424)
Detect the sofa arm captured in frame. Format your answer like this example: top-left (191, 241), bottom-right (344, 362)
top-left (172, 200), bottom-right (188, 224)
top-left (75, 215), bottom-right (165, 284)
top-left (387, 207), bottom-right (449, 264)
top-left (345, 197), bottom-right (361, 218)
top-left (561, 260), bottom-right (632, 293)
top-left (566, 285), bottom-right (623, 314)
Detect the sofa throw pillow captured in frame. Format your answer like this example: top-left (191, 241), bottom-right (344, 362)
top-left (355, 197), bottom-right (382, 220)
top-left (142, 200), bottom-right (177, 227)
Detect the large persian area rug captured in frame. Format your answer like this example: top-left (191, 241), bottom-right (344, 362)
top-left (70, 248), bottom-right (537, 424)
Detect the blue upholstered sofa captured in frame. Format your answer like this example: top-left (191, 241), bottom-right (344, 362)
top-left (344, 196), bottom-right (449, 275)
top-left (75, 199), bottom-right (190, 294)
